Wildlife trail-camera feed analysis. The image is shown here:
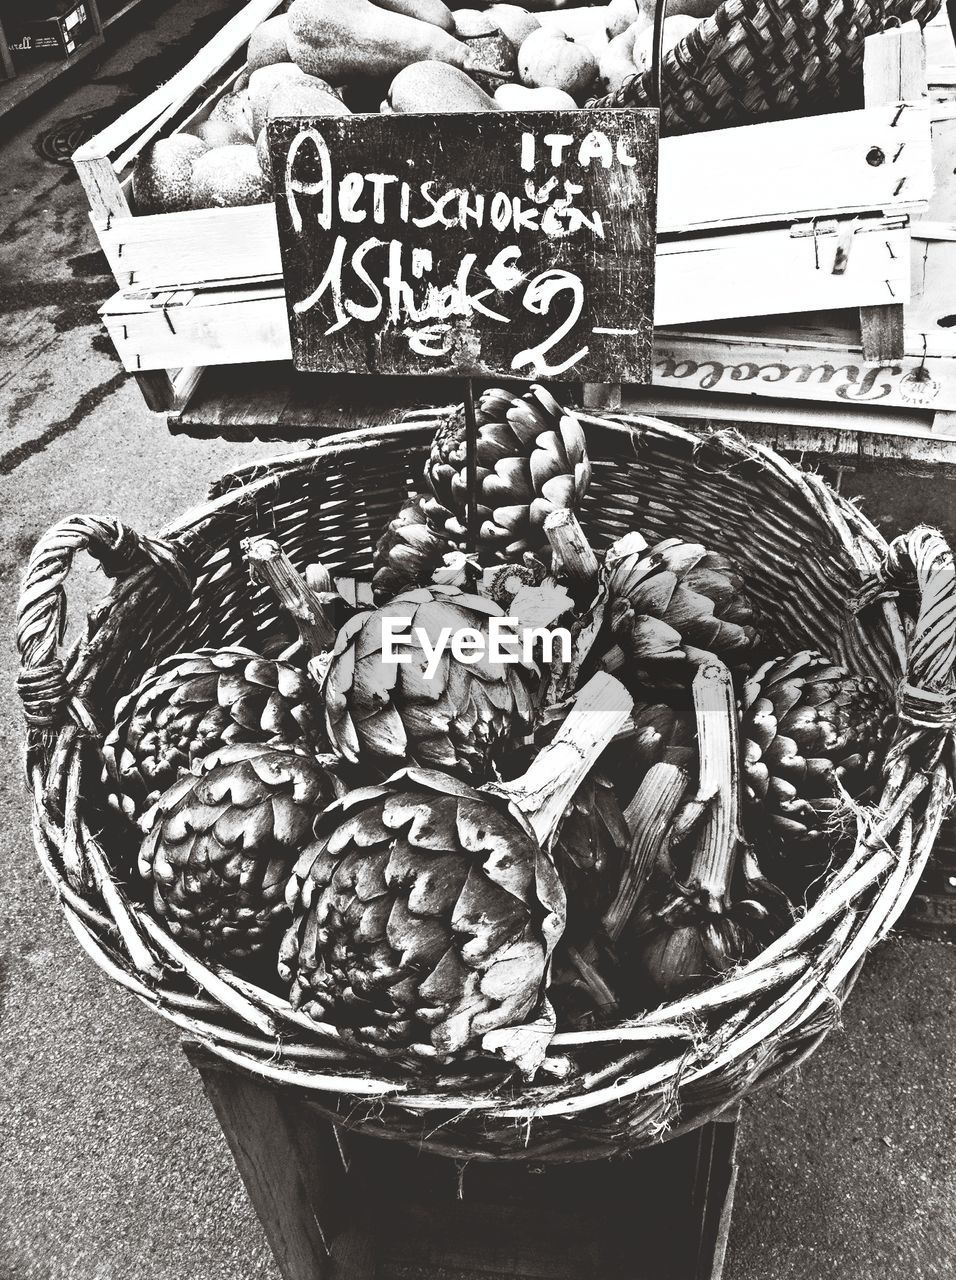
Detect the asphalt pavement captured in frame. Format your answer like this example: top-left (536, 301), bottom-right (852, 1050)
top-left (0, 3), bottom-right (954, 1277)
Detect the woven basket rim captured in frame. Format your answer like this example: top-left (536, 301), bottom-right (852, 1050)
top-left (20, 412), bottom-right (954, 1157)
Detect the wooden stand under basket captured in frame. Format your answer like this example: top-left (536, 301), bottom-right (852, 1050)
top-left (184, 1042), bottom-right (740, 1280)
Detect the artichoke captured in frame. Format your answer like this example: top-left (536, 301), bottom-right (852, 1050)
top-left (103, 647), bottom-right (321, 825)
top-left (322, 585), bottom-right (538, 782)
top-left (423, 385), bottom-right (590, 563)
top-left (556, 750), bottom-right (700, 1020)
top-left (280, 672), bottom-right (633, 1067)
top-left (633, 839), bottom-right (791, 999)
top-left (495, 726), bottom-right (631, 1015)
top-left (139, 743), bottom-right (342, 961)
top-left (634, 885), bottom-right (771, 998)
top-left (740, 650), bottom-right (893, 855)
top-left (371, 495), bottom-right (454, 602)
top-left (279, 770), bottom-right (562, 1062)
top-left (604, 535), bottom-right (759, 683)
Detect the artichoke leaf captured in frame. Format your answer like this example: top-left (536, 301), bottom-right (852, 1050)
top-left (480, 996), bottom-right (556, 1081)
top-left (349, 704), bottom-right (408, 761)
top-left (406, 854), bottom-right (469, 918)
top-left (403, 793), bottom-right (460, 851)
top-left (385, 897), bottom-right (448, 969)
top-left (334, 847), bottom-right (391, 902)
top-left (452, 865), bottom-right (528, 962)
top-left (381, 790), bottom-right (437, 835)
top-left (455, 798), bottom-right (537, 905)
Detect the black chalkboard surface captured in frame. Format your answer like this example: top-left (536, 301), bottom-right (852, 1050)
top-left (268, 109), bottom-right (657, 384)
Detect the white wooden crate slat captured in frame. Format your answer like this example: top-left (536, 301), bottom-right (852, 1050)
top-left (100, 295), bottom-right (956, 417)
top-left (655, 221), bottom-right (911, 326)
top-left (94, 103), bottom-right (933, 293)
top-left (926, 4), bottom-right (956, 88)
top-left (98, 215), bottom-right (914, 373)
top-left (657, 103), bottom-right (932, 232)
top-left (617, 386), bottom-right (941, 437)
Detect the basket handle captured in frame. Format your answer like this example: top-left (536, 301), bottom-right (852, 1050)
top-left (16, 515), bottom-right (191, 732)
top-left (859, 525), bottom-right (956, 735)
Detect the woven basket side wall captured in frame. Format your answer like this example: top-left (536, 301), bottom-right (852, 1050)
top-left (299, 994), bottom-right (847, 1163)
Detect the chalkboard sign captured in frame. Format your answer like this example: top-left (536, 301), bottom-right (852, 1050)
top-left (268, 109), bottom-right (657, 384)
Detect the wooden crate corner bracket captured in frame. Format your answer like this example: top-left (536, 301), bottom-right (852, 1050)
top-left (859, 20), bottom-right (929, 360)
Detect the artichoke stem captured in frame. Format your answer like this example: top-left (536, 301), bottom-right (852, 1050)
top-left (567, 945), bottom-right (619, 1011)
top-left (686, 659), bottom-right (743, 912)
top-left (601, 643), bottom-right (626, 673)
top-left (481, 561), bottom-right (543, 607)
top-left (545, 510), bottom-right (600, 586)
top-left (244, 537), bottom-right (336, 654)
top-left (487, 672), bottom-right (633, 848)
top-left (669, 791), bottom-right (714, 850)
top-left (305, 561), bottom-right (333, 595)
top-left (603, 760), bottom-right (690, 942)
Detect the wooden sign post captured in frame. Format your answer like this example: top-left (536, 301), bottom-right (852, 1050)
top-left (267, 110), bottom-right (658, 385)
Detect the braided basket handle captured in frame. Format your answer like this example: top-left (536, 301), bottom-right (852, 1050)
top-left (862, 526), bottom-right (956, 729)
top-left (17, 516), bottom-right (191, 731)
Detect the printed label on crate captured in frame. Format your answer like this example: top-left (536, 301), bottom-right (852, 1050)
top-left (7, 4), bottom-right (93, 58)
top-left (653, 345), bottom-right (946, 407)
top-left (268, 110), bottom-right (658, 383)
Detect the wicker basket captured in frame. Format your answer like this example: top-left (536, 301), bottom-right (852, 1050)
top-left (17, 411), bottom-right (955, 1162)
top-left (594, 0), bottom-right (943, 134)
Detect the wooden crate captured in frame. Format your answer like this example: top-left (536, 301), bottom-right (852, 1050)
top-left (157, 92), bottom-right (956, 451)
top-left (71, 0), bottom-right (283, 409)
top-left (149, 85), bottom-right (956, 446)
top-left (650, 215), bottom-right (956, 414)
top-left (75, 0), bottom-right (936, 410)
top-left (185, 1041), bottom-right (740, 1280)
